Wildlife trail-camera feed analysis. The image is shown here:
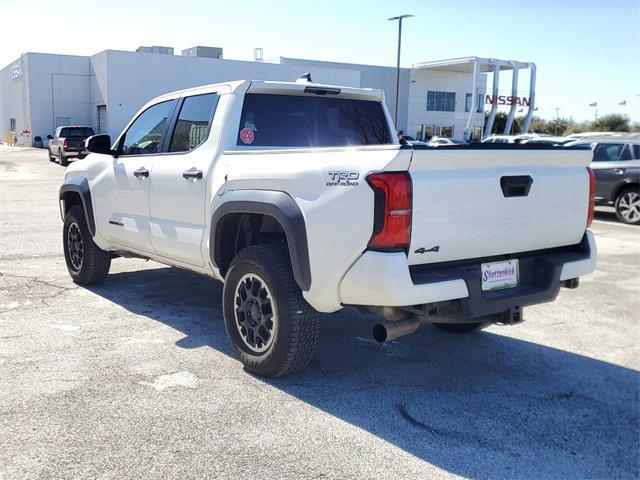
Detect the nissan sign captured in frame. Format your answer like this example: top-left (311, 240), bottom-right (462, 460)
top-left (485, 95), bottom-right (530, 106)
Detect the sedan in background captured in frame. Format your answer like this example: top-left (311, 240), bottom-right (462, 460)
top-left (401, 135), bottom-right (428, 147)
top-left (426, 137), bottom-right (465, 147)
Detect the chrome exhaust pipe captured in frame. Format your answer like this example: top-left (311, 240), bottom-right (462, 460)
top-left (373, 317), bottom-right (420, 343)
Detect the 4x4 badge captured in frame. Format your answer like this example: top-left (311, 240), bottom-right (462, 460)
top-left (414, 246), bottom-right (440, 254)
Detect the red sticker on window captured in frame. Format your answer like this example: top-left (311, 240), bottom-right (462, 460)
top-left (240, 128), bottom-right (255, 145)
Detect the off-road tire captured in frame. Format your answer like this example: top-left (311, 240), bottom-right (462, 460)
top-left (48, 150), bottom-right (56, 162)
top-left (432, 322), bottom-right (489, 334)
top-left (63, 205), bottom-right (111, 284)
top-left (614, 186), bottom-right (640, 225)
top-left (222, 245), bottom-right (320, 377)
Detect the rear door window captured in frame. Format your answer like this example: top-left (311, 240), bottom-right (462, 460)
top-left (60, 127), bottom-right (94, 137)
top-left (237, 93), bottom-right (392, 147)
top-left (169, 93), bottom-right (219, 153)
top-left (593, 143), bottom-right (624, 161)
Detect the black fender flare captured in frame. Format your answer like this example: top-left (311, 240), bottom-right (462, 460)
top-left (59, 177), bottom-right (96, 236)
top-left (210, 190), bottom-right (311, 291)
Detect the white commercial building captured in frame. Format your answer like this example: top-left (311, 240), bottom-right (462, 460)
top-left (0, 47), bottom-right (536, 146)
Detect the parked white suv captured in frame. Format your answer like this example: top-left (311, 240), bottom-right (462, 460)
top-left (59, 78), bottom-right (597, 376)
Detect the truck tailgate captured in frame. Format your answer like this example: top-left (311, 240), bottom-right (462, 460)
top-left (64, 138), bottom-right (85, 151)
top-left (407, 147), bottom-right (592, 266)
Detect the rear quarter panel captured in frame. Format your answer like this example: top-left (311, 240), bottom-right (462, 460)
top-left (219, 146), bottom-right (411, 312)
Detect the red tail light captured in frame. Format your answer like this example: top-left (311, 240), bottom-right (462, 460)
top-left (63, 139), bottom-right (68, 150)
top-left (586, 167), bottom-right (595, 227)
top-left (366, 172), bottom-right (412, 251)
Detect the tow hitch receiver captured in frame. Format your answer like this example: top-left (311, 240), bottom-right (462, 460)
top-left (496, 306), bottom-right (524, 325)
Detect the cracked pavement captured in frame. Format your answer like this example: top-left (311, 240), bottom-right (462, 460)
top-left (1, 148), bottom-right (639, 479)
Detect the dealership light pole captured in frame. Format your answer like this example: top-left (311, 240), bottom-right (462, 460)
top-left (388, 14), bottom-right (413, 127)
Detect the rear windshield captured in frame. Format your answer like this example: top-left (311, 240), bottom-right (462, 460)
top-left (60, 127), bottom-right (94, 138)
top-left (237, 93), bottom-right (392, 148)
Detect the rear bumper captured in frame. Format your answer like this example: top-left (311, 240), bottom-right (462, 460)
top-left (340, 230), bottom-right (596, 320)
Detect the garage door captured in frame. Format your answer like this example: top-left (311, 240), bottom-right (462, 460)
top-left (55, 117), bottom-right (70, 128)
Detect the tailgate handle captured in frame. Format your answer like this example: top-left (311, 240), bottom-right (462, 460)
top-left (500, 175), bottom-right (533, 197)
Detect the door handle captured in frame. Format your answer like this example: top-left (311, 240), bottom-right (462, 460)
top-left (133, 167), bottom-right (149, 178)
top-left (183, 168), bottom-right (203, 180)
top-left (613, 168), bottom-right (625, 175)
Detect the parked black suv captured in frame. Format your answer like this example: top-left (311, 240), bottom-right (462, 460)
top-left (567, 139), bottom-right (640, 224)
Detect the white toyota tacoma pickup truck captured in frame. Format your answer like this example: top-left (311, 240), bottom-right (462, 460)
top-left (59, 77), bottom-right (597, 377)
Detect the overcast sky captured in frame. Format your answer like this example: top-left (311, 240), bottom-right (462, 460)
top-left (1, 0), bottom-right (638, 122)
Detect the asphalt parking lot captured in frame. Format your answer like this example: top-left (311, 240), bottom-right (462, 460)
top-left (1, 147), bottom-right (638, 479)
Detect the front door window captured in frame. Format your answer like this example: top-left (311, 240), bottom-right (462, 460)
top-left (120, 100), bottom-right (177, 155)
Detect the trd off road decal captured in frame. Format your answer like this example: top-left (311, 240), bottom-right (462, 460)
top-left (327, 171), bottom-right (359, 187)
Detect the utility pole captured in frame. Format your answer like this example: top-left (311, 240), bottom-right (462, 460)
top-left (388, 14), bottom-right (413, 128)
top-left (555, 107), bottom-right (560, 135)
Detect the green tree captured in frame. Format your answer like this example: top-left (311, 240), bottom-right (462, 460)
top-left (528, 116), bottom-right (553, 134)
top-left (563, 121), bottom-right (592, 135)
top-left (483, 112), bottom-right (635, 137)
top-left (484, 112), bottom-right (525, 135)
top-left (591, 114), bottom-right (630, 132)
top-left (526, 116), bottom-right (575, 135)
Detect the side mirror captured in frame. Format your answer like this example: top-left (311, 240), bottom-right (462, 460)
top-left (46, 135), bottom-right (53, 140)
top-left (85, 134), bottom-right (114, 155)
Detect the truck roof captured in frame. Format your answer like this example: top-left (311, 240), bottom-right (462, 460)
top-left (246, 80), bottom-right (384, 101)
top-left (147, 79), bottom-right (384, 107)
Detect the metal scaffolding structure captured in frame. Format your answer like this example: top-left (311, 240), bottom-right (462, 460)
top-left (413, 57), bottom-right (537, 141)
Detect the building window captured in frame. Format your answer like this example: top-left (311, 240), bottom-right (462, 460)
top-left (465, 93), bottom-right (484, 113)
top-left (424, 125), bottom-right (435, 139)
top-left (415, 124), bottom-right (424, 141)
top-left (440, 126), bottom-right (453, 138)
top-left (9, 118), bottom-right (16, 132)
top-left (427, 91), bottom-right (455, 112)
top-left (472, 127), bottom-right (482, 142)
